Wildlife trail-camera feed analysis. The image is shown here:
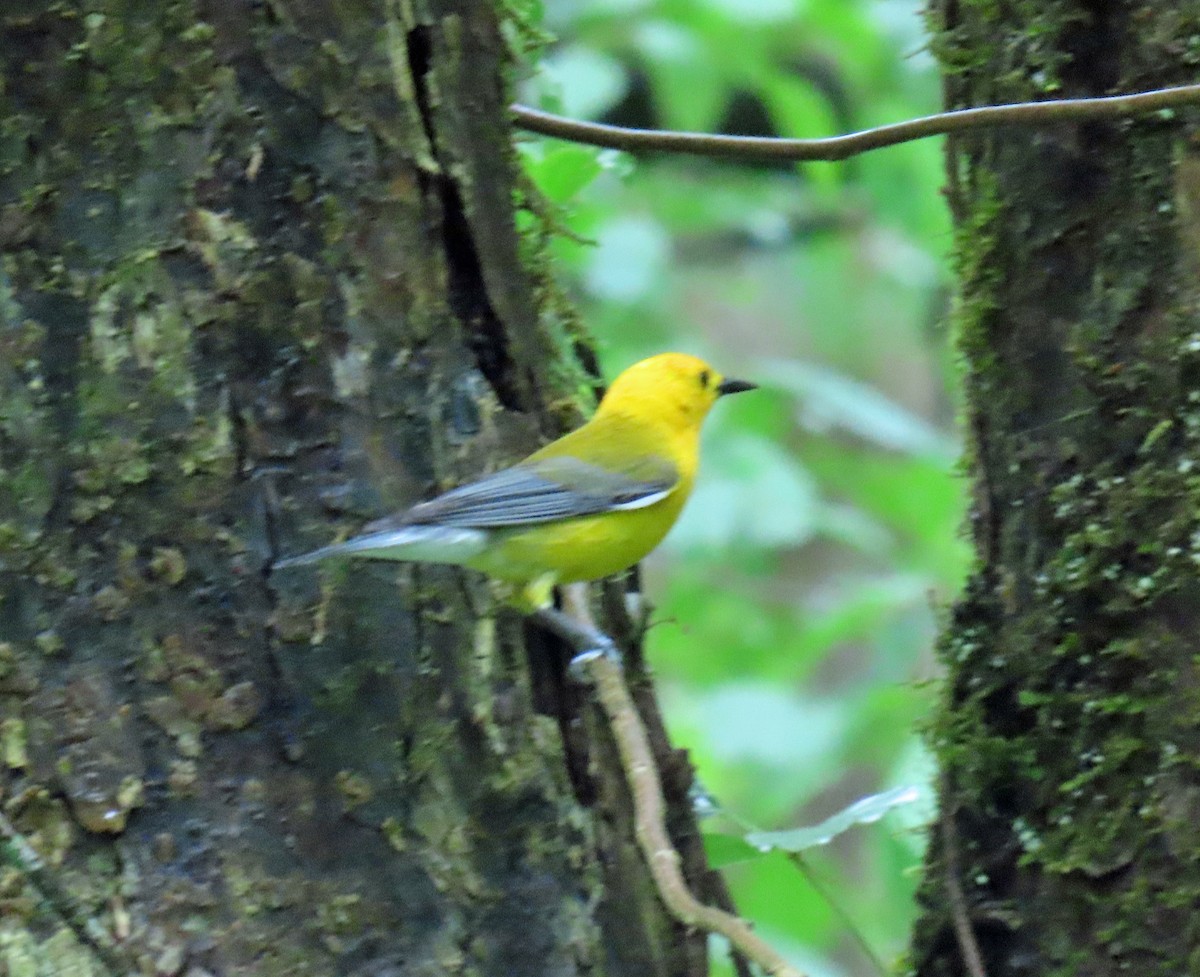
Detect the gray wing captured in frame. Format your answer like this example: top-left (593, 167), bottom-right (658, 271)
top-left (364, 454), bottom-right (678, 532)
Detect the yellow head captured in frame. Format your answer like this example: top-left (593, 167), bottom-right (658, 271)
top-left (596, 353), bottom-right (756, 430)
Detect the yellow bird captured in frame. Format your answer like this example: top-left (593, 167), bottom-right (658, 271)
top-left (275, 352), bottom-right (755, 608)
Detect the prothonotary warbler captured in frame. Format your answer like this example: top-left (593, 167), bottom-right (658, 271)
top-left (275, 352), bottom-right (755, 608)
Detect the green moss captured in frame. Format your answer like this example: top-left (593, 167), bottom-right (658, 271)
top-left (333, 769), bottom-right (375, 811)
top-left (316, 893), bottom-right (366, 937)
top-left (1, 718), bottom-right (28, 770)
top-left (0, 925), bottom-right (103, 977)
top-left (0, 3), bottom-right (656, 971)
top-left (950, 171), bottom-right (1005, 373)
top-left (914, 5), bottom-right (1200, 972)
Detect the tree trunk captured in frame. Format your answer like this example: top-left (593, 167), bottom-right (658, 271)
top-left (0, 4), bottom-right (711, 975)
top-left (912, 3), bottom-right (1200, 975)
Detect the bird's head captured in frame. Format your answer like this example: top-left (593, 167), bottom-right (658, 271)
top-left (598, 352), bottom-right (756, 429)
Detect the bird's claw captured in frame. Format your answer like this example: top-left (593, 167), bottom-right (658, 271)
top-left (532, 606), bottom-right (624, 682)
top-left (567, 635), bottom-right (623, 682)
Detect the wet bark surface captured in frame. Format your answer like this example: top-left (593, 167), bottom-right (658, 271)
top-left (912, 3), bottom-right (1200, 976)
top-left (0, 4), bottom-right (712, 975)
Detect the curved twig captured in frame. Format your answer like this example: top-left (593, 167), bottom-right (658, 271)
top-left (939, 777), bottom-right (988, 977)
top-left (512, 83), bottom-right (1200, 163)
top-left (583, 651), bottom-right (805, 977)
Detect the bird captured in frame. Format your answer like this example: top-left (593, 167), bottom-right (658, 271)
top-left (274, 352), bottom-right (756, 611)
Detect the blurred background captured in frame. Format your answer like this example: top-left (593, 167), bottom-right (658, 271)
top-left (517, 1), bottom-right (968, 974)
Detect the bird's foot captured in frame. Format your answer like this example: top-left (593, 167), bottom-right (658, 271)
top-left (533, 606), bottom-right (623, 682)
top-left (566, 634), bottom-right (622, 682)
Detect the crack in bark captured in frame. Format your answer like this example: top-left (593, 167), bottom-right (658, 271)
top-left (405, 22), bottom-right (524, 412)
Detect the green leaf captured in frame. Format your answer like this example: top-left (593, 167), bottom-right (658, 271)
top-left (703, 831), bottom-right (765, 868)
top-left (524, 145), bottom-right (603, 204)
top-left (746, 785), bottom-right (921, 853)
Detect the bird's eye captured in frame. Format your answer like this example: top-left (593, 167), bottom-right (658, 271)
top-left (699, 369), bottom-right (711, 388)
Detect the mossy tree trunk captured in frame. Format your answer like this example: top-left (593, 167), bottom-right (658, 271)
top-left (912, 3), bottom-right (1200, 975)
top-left (0, 4), bottom-right (713, 975)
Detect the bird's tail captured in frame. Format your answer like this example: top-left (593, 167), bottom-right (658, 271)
top-left (273, 525), bottom-right (488, 570)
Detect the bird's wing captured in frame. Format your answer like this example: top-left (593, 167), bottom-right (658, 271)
top-left (364, 453), bottom-right (679, 532)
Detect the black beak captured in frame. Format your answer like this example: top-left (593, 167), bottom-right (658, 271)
top-left (716, 377), bottom-right (757, 396)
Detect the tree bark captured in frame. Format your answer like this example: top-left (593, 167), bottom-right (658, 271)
top-left (0, 4), bottom-right (711, 975)
top-left (913, 3), bottom-right (1200, 975)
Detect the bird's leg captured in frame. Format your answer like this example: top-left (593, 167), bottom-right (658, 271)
top-left (559, 581), bottom-right (598, 633)
top-left (534, 583), bottom-right (622, 681)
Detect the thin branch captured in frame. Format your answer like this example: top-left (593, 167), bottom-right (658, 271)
top-left (512, 83), bottom-right (1200, 163)
top-left (938, 779), bottom-right (988, 977)
top-left (581, 650), bottom-right (806, 977)
top-left (595, 585), bottom-right (755, 977)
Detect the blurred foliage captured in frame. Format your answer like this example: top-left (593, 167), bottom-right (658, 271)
top-left (518, 1), bottom-right (967, 974)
